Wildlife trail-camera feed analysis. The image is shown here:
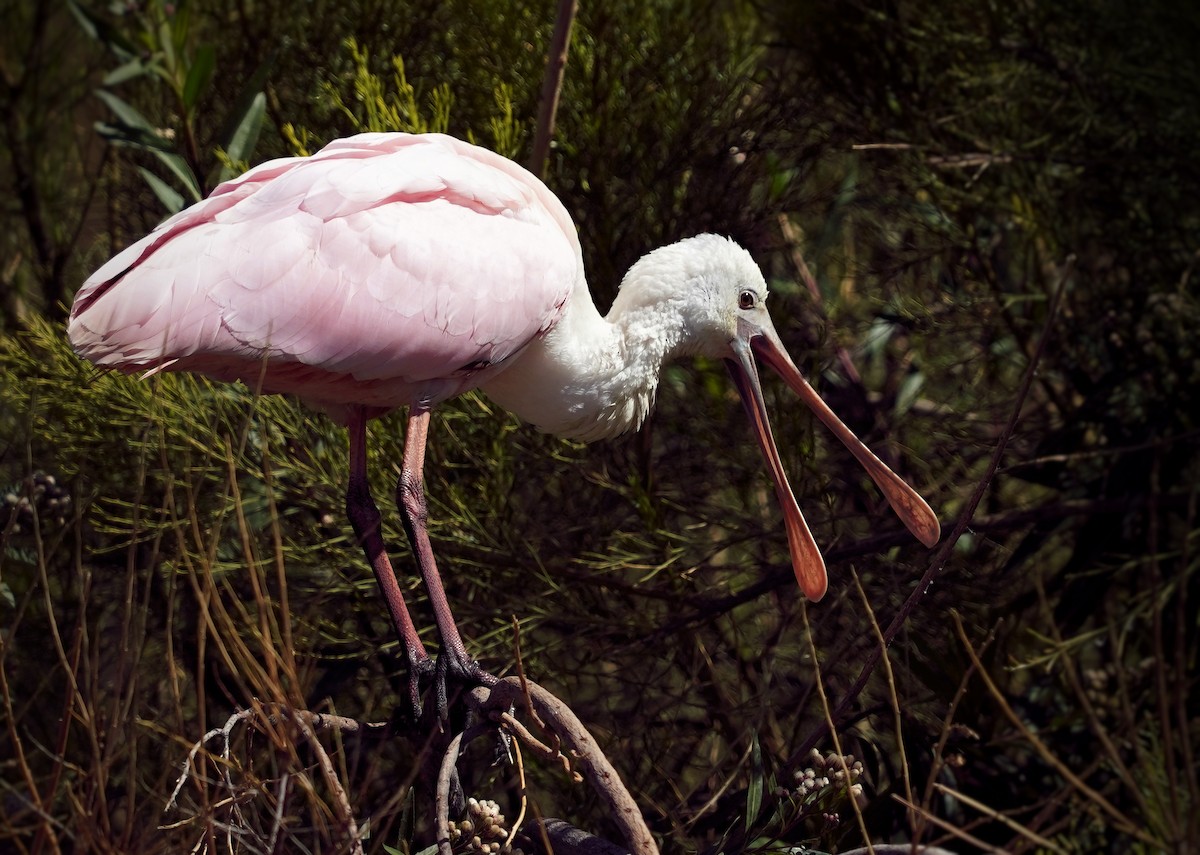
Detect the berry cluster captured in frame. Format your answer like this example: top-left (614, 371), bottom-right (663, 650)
top-left (774, 748), bottom-right (866, 827)
top-left (447, 798), bottom-right (524, 855)
top-left (1082, 657), bottom-right (1155, 719)
top-left (3, 472), bottom-right (71, 532)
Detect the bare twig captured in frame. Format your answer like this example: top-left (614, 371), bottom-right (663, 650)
top-left (851, 568), bottom-right (912, 829)
top-left (289, 707), bottom-right (365, 855)
top-left (891, 794), bottom-right (1001, 853)
top-left (265, 771), bottom-right (289, 854)
top-left (914, 628), bottom-right (995, 849)
top-left (932, 783), bottom-right (1065, 853)
top-left (799, 605), bottom-right (873, 851)
top-left (529, 0), bottom-right (577, 178)
top-left (505, 737), bottom-right (528, 852)
top-left (165, 703), bottom-right (387, 854)
top-left (435, 722), bottom-right (490, 855)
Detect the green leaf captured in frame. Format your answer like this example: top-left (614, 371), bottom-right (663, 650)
top-left (94, 120), bottom-right (163, 151)
top-left (93, 94), bottom-right (196, 206)
top-left (149, 150), bottom-right (202, 203)
top-left (94, 89), bottom-right (157, 134)
top-left (211, 46), bottom-right (279, 171)
top-left (94, 86), bottom-right (199, 204)
top-left (169, 1), bottom-right (193, 59)
top-left (182, 45), bottom-right (216, 112)
top-left (158, 20), bottom-right (176, 77)
top-left (67, 0), bottom-right (139, 60)
top-left (103, 58), bottom-right (156, 86)
top-left (745, 734), bottom-right (764, 832)
top-left (895, 370), bottom-right (925, 417)
top-left (136, 167), bottom-right (185, 215)
top-left (218, 92), bottom-right (266, 182)
top-left (66, 0), bottom-right (98, 39)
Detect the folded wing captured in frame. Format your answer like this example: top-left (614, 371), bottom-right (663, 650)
top-left (69, 133), bottom-right (583, 413)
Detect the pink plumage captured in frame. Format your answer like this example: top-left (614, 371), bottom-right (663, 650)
top-left (70, 133), bottom-right (581, 418)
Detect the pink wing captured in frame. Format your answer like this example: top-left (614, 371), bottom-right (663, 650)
top-left (69, 133), bottom-right (583, 417)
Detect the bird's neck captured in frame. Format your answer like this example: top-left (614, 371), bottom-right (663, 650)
top-left (480, 284), bottom-right (692, 442)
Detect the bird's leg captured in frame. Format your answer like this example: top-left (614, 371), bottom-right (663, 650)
top-left (345, 407), bottom-right (432, 718)
top-left (397, 409), bottom-right (498, 715)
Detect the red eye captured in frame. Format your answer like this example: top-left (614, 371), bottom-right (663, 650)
top-left (738, 290), bottom-right (756, 310)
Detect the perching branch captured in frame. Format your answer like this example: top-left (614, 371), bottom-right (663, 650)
top-left (434, 677), bottom-right (659, 855)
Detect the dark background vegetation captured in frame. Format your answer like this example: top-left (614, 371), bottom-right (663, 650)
top-left (3, 0), bottom-right (1198, 852)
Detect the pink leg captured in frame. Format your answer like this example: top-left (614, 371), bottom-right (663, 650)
top-left (397, 410), bottom-right (496, 709)
top-left (345, 407), bottom-right (430, 714)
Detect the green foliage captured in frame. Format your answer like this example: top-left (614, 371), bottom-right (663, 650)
top-left (281, 37), bottom-right (520, 161)
top-left (71, 0), bottom-right (269, 211)
top-left (321, 38), bottom-right (454, 137)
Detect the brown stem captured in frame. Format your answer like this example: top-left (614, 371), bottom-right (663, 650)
top-left (529, 0), bottom-right (577, 179)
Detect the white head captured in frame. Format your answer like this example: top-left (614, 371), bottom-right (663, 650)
top-left (612, 234), bottom-right (940, 602)
top-left (612, 235), bottom-right (771, 360)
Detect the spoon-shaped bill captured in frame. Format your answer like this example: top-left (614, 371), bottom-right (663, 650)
top-left (746, 321), bottom-right (941, 549)
top-left (726, 316), bottom-right (941, 602)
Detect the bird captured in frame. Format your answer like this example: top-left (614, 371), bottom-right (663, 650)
top-left (69, 132), bottom-right (940, 709)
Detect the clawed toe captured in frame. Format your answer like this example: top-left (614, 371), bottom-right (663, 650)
top-left (431, 652), bottom-right (498, 721)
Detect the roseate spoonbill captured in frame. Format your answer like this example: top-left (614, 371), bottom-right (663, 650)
top-left (69, 132), bottom-right (939, 706)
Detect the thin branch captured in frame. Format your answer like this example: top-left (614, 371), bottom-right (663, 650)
top-left (891, 794), bottom-right (1007, 853)
top-left (931, 783), bottom-right (1065, 854)
top-left (529, 0), bottom-right (577, 178)
top-left (289, 707), bottom-right (365, 855)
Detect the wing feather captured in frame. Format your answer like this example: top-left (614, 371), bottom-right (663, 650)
top-left (69, 134), bottom-right (583, 413)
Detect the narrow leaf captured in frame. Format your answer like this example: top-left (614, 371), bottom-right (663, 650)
top-left (103, 58), bottom-right (156, 86)
top-left (94, 121), bottom-right (176, 154)
top-left (67, 0), bottom-right (138, 59)
top-left (137, 167), bottom-right (185, 215)
top-left (214, 47), bottom-right (279, 151)
top-left (158, 20), bottom-right (176, 78)
top-left (150, 150), bottom-right (202, 203)
top-left (182, 45), bottom-right (216, 112)
top-left (94, 89), bottom-right (156, 133)
top-left (745, 734), bottom-right (765, 832)
top-left (217, 92), bottom-right (266, 182)
top-left (895, 370), bottom-right (925, 417)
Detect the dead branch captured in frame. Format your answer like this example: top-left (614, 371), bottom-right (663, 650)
top-left (164, 703), bottom-right (389, 854)
top-left (444, 677), bottom-right (659, 855)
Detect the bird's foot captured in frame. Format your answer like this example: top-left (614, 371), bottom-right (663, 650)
top-left (431, 649), bottom-right (499, 722)
top-left (396, 652), bottom-right (437, 726)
